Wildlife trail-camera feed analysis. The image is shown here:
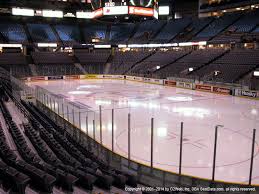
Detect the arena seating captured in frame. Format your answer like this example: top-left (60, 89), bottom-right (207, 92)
top-left (109, 23), bottom-right (135, 43)
top-left (211, 10), bottom-right (259, 43)
top-left (32, 52), bottom-right (74, 65)
top-left (0, 80), bottom-right (140, 193)
top-left (191, 49), bottom-right (259, 82)
top-left (174, 17), bottom-right (213, 42)
top-left (83, 23), bottom-right (107, 43)
top-left (0, 10), bottom-right (259, 45)
top-left (252, 26), bottom-right (259, 33)
top-left (55, 24), bottom-right (81, 44)
top-left (31, 52), bottom-right (81, 76)
top-left (34, 64), bottom-right (82, 76)
top-left (0, 53), bottom-right (27, 65)
top-left (2, 2), bottom-right (259, 193)
top-left (74, 50), bottom-right (110, 74)
top-left (27, 24), bottom-right (57, 43)
top-left (0, 53), bottom-right (31, 78)
top-left (0, 100), bottom-right (56, 192)
top-left (157, 49), bottom-right (227, 78)
top-left (129, 20), bottom-right (166, 43)
top-left (230, 10), bottom-right (259, 33)
top-left (0, 47), bottom-right (258, 84)
top-left (74, 50), bottom-right (110, 65)
top-left (0, 122), bottom-right (30, 194)
top-left (0, 10), bottom-right (259, 84)
top-left (131, 50), bottom-right (190, 75)
top-left (193, 13), bottom-right (241, 41)
top-left (109, 50), bottom-right (152, 75)
top-left (153, 18), bottom-right (191, 43)
top-left (0, 23), bottom-right (27, 43)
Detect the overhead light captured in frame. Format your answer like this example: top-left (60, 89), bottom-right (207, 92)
top-left (156, 66), bottom-right (161, 70)
top-left (38, 43), bottom-right (57, 47)
top-left (254, 71), bottom-right (259, 76)
top-left (94, 45), bottom-right (111, 48)
top-left (189, 67), bottom-right (194, 72)
top-left (159, 6), bottom-right (169, 15)
top-left (76, 11), bottom-right (93, 19)
top-left (42, 10), bottom-right (63, 18)
top-left (68, 91), bottom-right (92, 95)
top-left (128, 43), bottom-right (178, 48)
top-left (64, 13), bottom-right (75, 17)
top-left (0, 44), bottom-right (22, 48)
top-left (92, 38), bottom-right (100, 43)
top-left (179, 41), bottom-right (207, 46)
top-left (118, 44), bottom-right (127, 48)
top-left (12, 8), bottom-right (34, 16)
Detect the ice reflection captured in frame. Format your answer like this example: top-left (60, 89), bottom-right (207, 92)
top-left (172, 107), bottom-right (210, 118)
top-left (68, 91), bottom-right (92, 95)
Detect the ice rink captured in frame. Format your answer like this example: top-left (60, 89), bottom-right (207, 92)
top-left (27, 79), bottom-right (259, 185)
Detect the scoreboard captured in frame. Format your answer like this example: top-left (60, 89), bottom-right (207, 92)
top-left (104, 0), bottom-right (127, 7)
top-left (91, 0), bottom-right (157, 9)
top-left (90, 0), bottom-right (158, 18)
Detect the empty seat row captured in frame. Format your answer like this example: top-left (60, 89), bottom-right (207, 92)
top-left (22, 102), bottom-right (123, 190)
top-left (0, 100), bottom-right (56, 192)
top-left (0, 123), bottom-right (30, 194)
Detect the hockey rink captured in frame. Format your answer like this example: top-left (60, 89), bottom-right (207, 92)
top-left (27, 79), bottom-right (259, 185)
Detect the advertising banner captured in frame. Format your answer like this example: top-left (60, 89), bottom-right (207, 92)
top-left (164, 80), bottom-right (176, 87)
top-left (126, 76), bottom-right (143, 81)
top-left (212, 86), bottom-right (231, 95)
top-left (84, 74), bottom-right (98, 79)
top-left (65, 75), bottom-right (80, 80)
top-left (176, 82), bottom-right (193, 89)
top-left (143, 78), bottom-right (163, 85)
top-left (196, 84), bottom-right (212, 92)
top-left (48, 76), bottom-right (63, 80)
top-left (177, 82), bottom-right (185, 88)
top-left (30, 76), bottom-right (46, 82)
top-left (241, 90), bottom-right (257, 98)
top-left (128, 6), bottom-right (154, 16)
top-left (102, 75), bottom-right (114, 79)
top-left (185, 83), bottom-right (193, 89)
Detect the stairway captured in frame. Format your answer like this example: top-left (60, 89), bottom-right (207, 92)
top-left (155, 51), bottom-right (192, 74)
top-left (104, 63), bottom-right (111, 74)
top-left (189, 49), bottom-right (230, 76)
top-left (28, 64), bottom-right (38, 77)
top-left (74, 63), bottom-right (87, 74)
top-left (124, 51), bottom-right (156, 75)
top-left (127, 22), bottom-right (141, 43)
